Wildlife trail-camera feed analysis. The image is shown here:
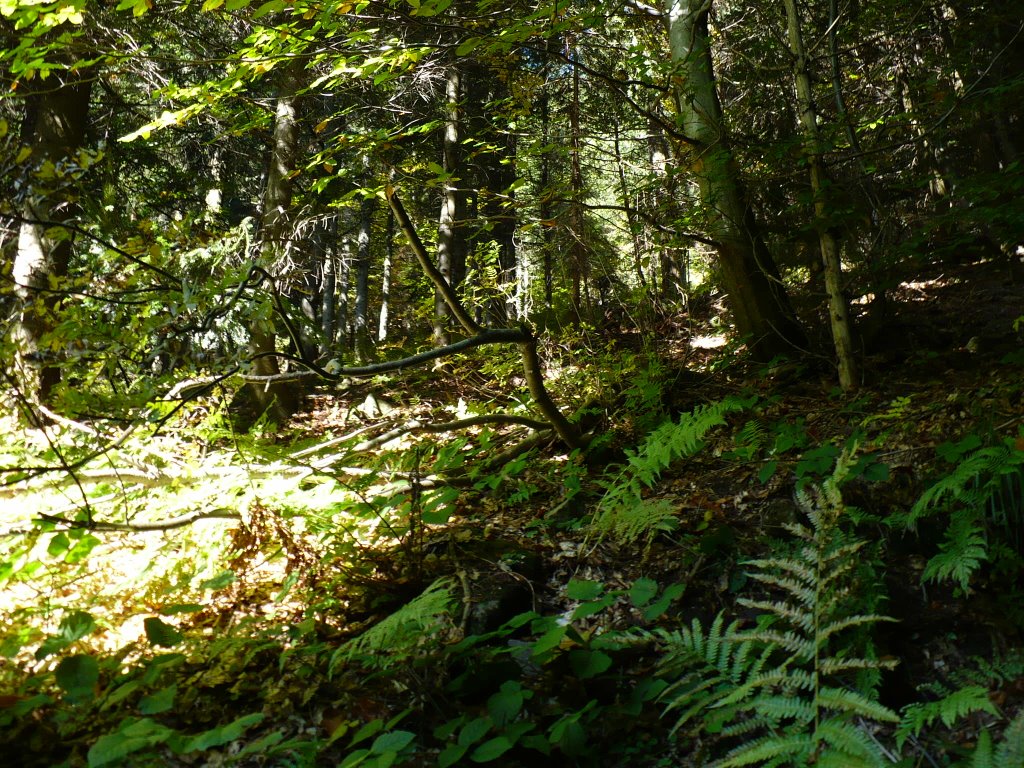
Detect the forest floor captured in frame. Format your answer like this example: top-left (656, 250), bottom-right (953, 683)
top-left (2, 256), bottom-right (1023, 767)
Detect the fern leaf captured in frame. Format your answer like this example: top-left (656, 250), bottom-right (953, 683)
top-left (895, 685), bottom-right (997, 749)
top-left (971, 730), bottom-right (995, 768)
top-left (921, 515), bottom-right (988, 590)
top-left (817, 614), bottom-right (897, 644)
top-left (749, 694), bottom-right (815, 724)
top-left (737, 599), bottom-right (814, 633)
top-left (995, 710), bottom-right (1024, 768)
top-left (331, 578), bottom-right (454, 672)
top-left (816, 687), bottom-right (899, 722)
top-left (815, 717), bottom-right (890, 766)
top-left (716, 733), bottom-right (812, 767)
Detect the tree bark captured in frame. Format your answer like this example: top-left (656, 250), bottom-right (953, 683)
top-left (435, 64), bottom-right (469, 345)
top-left (784, 0), bottom-right (858, 390)
top-left (665, 0), bottom-right (805, 360)
top-left (353, 157), bottom-right (375, 362)
top-left (13, 70), bottom-right (93, 413)
top-left (250, 58), bottom-right (305, 423)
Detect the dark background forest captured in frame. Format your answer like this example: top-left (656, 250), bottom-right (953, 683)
top-left (2, 0), bottom-right (1024, 765)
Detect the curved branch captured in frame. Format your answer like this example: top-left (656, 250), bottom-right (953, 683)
top-left (37, 509), bottom-right (241, 533)
top-left (385, 186), bottom-right (482, 336)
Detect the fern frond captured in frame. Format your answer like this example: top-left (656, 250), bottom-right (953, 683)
top-left (737, 599), bottom-right (814, 633)
top-left (895, 685), bottom-right (997, 749)
top-left (817, 687), bottom-right (899, 722)
top-left (921, 514), bottom-right (988, 590)
top-left (971, 730), bottom-right (995, 768)
top-left (331, 578), bottom-right (454, 672)
top-left (814, 718), bottom-right (889, 767)
top-left (817, 614), bottom-right (897, 644)
top-left (995, 710), bottom-right (1024, 767)
top-left (716, 733), bottom-right (812, 767)
top-left (592, 396), bottom-right (749, 545)
top-left (748, 694), bottom-right (815, 723)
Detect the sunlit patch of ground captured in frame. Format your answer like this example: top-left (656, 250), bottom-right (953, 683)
top-left (0, 416), bottom-right (404, 678)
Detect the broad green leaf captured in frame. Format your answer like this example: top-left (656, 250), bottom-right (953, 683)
top-left (36, 610), bottom-right (95, 659)
top-left (486, 682), bottom-right (524, 726)
top-left (198, 570), bottom-right (235, 590)
top-left (144, 617), bottom-right (183, 647)
top-left (457, 716), bottom-right (491, 747)
top-left (439, 743), bottom-right (467, 768)
top-left (566, 579), bottom-right (603, 601)
top-left (569, 649), bottom-right (612, 679)
top-left (371, 730), bottom-right (414, 754)
top-left (88, 718), bottom-right (175, 767)
top-left (138, 684), bottom-right (176, 714)
top-left (55, 654), bottom-right (99, 702)
top-left (470, 736), bottom-right (513, 762)
top-left (170, 712), bottom-right (263, 753)
top-left (628, 577), bottom-right (658, 607)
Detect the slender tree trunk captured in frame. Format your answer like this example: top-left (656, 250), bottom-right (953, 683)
top-left (665, 0), bottom-right (805, 360)
top-left (13, 71), bottom-right (93, 413)
top-left (321, 218), bottom-right (337, 355)
top-left (251, 58), bottom-right (304, 423)
top-left (538, 56), bottom-right (555, 318)
top-left (784, 0), bottom-right (858, 390)
top-left (613, 121), bottom-right (646, 293)
top-left (567, 38), bottom-right (588, 324)
top-left (353, 158), bottom-right (375, 362)
top-left (435, 65), bottom-right (468, 345)
top-left (378, 207), bottom-right (394, 342)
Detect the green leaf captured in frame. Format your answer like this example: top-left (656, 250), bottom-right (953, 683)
top-left (470, 736), bottom-right (513, 762)
top-left (458, 716), bottom-right (492, 747)
top-left (144, 617), bottom-right (183, 647)
top-left (487, 682), bottom-right (524, 726)
top-left (47, 532), bottom-right (70, 557)
top-left (36, 610), bottom-right (95, 659)
top-left (566, 579), bottom-right (603, 601)
top-left (170, 713), bottom-right (264, 753)
top-left (642, 583), bottom-right (685, 622)
top-left (455, 37), bottom-right (480, 56)
top-left (628, 577), bottom-right (659, 607)
top-left (138, 685), bottom-right (176, 715)
top-left (198, 570), bottom-right (235, 590)
top-left (569, 650), bottom-right (612, 679)
top-left (88, 718), bottom-right (175, 767)
top-left (758, 460), bottom-right (778, 484)
top-left (55, 654), bottom-right (99, 702)
top-left (438, 743), bottom-right (467, 768)
top-left (370, 730), bottom-right (414, 754)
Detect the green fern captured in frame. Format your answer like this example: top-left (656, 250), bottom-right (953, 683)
top-left (895, 685), bottom-right (998, 750)
top-left (330, 579), bottom-right (455, 673)
top-left (962, 710), bottom-right (1024, 768)
top-left (657, 451), bottom-right (898, 767)
top-left (591, 396), bottom-right (751, 545)
top-left (903, 434), bottom-right (1024, 591)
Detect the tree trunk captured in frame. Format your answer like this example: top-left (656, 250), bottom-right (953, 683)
top-left (13, 71), bottom-right (93, 413)
top-left (353, 180), bottom-right (375, 362)
top-left (378, 206), bottom-right (394, 342)
top-left (784, 0), bottom-right (858, 391)
top-left (435, 65), bottom-right (469, 345)
top-left (567, 39), bottom-right (588, 324)
top-left (250, 58), bottom-right (304, 423)
top-left (665, 0), bottom-right (805, 360)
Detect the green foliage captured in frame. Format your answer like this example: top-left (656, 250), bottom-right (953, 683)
top-left (900, 431), bottom-right (1024, 591)
top-left (331, 579), bottom-right (455, 672)
top-left (655, 452), bottom-right (898, 766)
top-left (960, 710), bottom-right (1024, 768)
top-left (895, 685), bottom-right (997, 750)
top-left (591, 396), bottom-right (752, 546)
